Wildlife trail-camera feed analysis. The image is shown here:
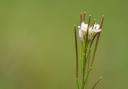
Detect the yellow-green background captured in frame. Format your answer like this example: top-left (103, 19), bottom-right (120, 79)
top-left (0, 0), bottom-right (127, 89)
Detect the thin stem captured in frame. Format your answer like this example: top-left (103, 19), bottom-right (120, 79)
top-left (85, 15), bottom-right (91, 43)
top-left (81, 42), bottom-right (88, 89)
top-left (74, 25), bottom-right (79, 89)
top-left (100, 15), bottom-right (104, 29)
top-left (87, 47), bottom-right (91, 71)
top-left (90, 15), bottom-right (104, 67)
top-left (83, 43), bottom-right (92, 88)
top-left (90, 18), bottom-right (96, 47)
top-left (84, 17), bottom-right (103, 88)
top-left (81, 15), bottom-right (91, 89)
top-left (84, 68), bottom-right (92, 89)
top-left (92, 77), bottom-right (103, 89)
top-left (90, 33), bottom-right (100, 67)
top-left (83, 12), bottom-right (86, 22)
top-left (80, 12), bottom-right (83, 23)
top-left (83, 34), bottom-right (97, 88)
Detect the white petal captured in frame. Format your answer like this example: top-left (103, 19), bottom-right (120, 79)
top-left (80, 22), bottom-right (88, 32)
top-left (94, 24), bottom-right (100, 29)
top-left (93, 24), bottom-right (101, 32)
top-left (79, 29), bottom-right (84, 40)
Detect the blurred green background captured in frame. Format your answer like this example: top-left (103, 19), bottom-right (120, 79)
top-left (0, 0), bottom-right (128, 89)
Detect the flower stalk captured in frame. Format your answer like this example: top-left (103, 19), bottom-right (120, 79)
top-left (74, 25), bottom-right (80, 89)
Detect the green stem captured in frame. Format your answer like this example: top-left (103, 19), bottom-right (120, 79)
top-left (84, 34), bottom-right (101, 88)
top-left (81, 15), bottom-right (91, 89)
top-left (91, 33), bottom-right (101, 67)
top-left (74, 25), bottom-right (79, 89)
top-left (92, 77), bottom-right (102, 89)
top-left (81, 41), bottom-right (89, 89)
top-left (84, 69), bottom-right (91, 89)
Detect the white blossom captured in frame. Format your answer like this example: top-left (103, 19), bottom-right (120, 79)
top-left (78, 22), bottom-right (101, 41)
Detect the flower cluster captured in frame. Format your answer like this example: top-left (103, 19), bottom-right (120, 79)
top-left (78, 22), bottom-right (101, 41)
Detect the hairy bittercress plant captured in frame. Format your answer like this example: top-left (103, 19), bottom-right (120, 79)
top-left (74, 12), bottom-right (104, 89)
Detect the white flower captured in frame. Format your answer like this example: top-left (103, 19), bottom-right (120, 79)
top-left (78, 22), bottom-right (101, 41)
top-left (93, 24), bottom-right (101, 33)
top-left (78, 22), bottom-right (88, 40)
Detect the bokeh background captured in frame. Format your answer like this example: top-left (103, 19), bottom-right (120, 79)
top-left (0, 0), bottom-right (128, 89)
